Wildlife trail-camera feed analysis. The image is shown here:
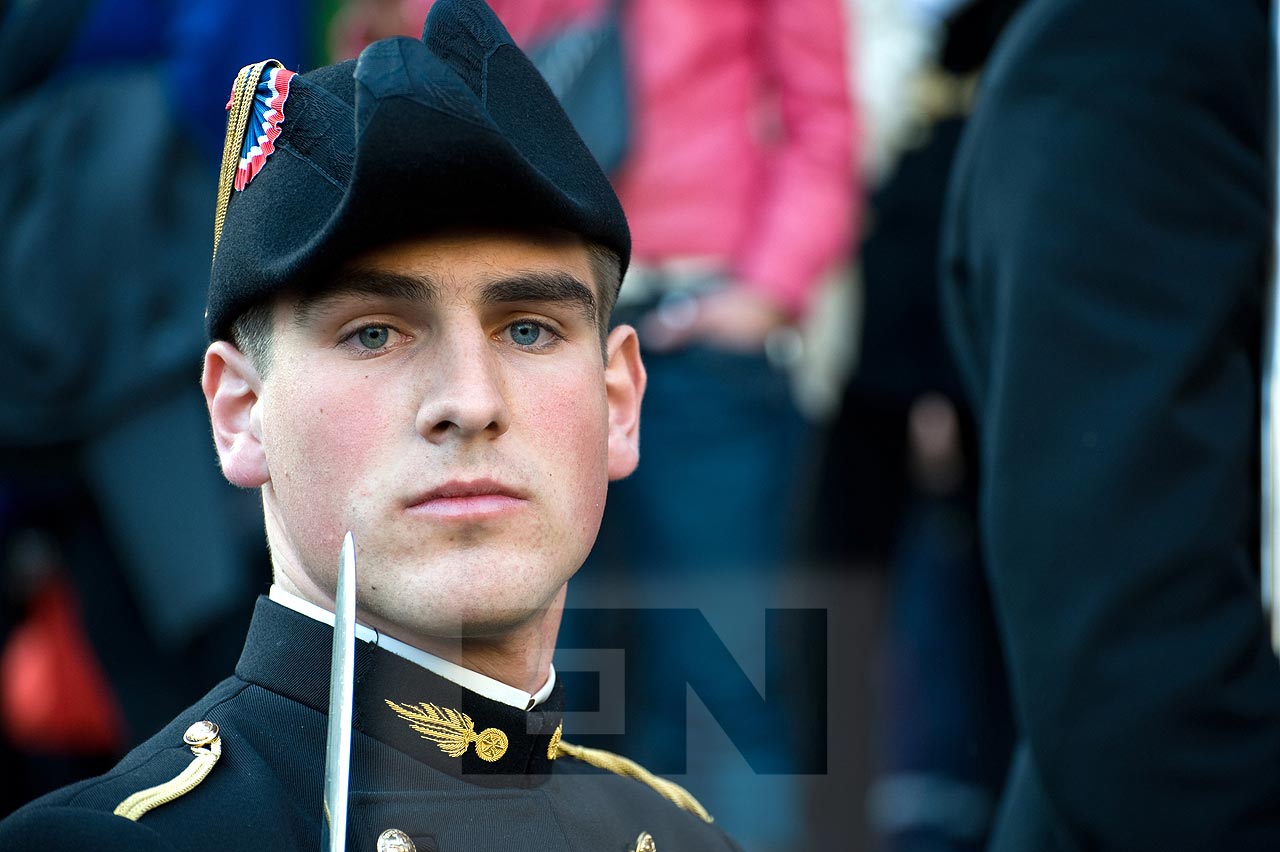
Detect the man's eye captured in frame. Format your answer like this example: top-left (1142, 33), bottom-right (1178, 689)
top-left (355, 326), bottom-right (391, 349)
top-left (508, 321), bottom-right (544, 347)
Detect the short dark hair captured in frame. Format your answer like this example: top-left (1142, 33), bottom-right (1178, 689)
top-left (230, 242), bottom-right (623, 375)
top-left (586, 243), bottom-right (622, 354)
top-left (230, 301), bottom-right (276, 375)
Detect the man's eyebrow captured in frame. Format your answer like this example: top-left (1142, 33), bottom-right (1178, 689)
top-left (292, 269), bottom-right (438, 325)
top-left (479, 272), bottom-right (599, 327)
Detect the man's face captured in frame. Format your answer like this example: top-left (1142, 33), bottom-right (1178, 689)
top-left (209, 231), bottom-right (642, 644)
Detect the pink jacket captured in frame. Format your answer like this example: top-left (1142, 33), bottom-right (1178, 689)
top-left (347, 0), bottom-right (860, 317)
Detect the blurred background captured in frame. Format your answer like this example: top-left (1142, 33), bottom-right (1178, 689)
top-left (0, 0), bottom-right (1025, 849)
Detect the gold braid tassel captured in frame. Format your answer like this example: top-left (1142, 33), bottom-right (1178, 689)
top-left (556, 740), bottom-right (714, 823)
top-left (113, 734), bottom-right (222, 821)
top-left (212, 59), bottom-right (282, 263)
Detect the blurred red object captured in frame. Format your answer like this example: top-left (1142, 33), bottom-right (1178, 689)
top-left (1, 576), bottom-right (125, 754)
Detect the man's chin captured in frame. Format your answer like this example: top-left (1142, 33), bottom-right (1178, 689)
top-left (364, 596), bottom-right (554, 642)
top-left (349, 543), bottom-right (578, 639)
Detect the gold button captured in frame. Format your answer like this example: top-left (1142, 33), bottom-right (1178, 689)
top-left (474, 727), bottom-right (509, 762)
top-left (377, 828), bottom-right (416, 852)
top-left (183, 721), bottom-right (219, 747)
top-left (634, 831), bottom-right (656, 852)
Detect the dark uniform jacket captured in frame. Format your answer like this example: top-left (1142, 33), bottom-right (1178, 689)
top-left (941, 0), bottom-right (1280, 849)
top-left (0, 598), bottom-right (739, 851)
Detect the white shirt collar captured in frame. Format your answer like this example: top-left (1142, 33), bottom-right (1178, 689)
top-left (267, 584), bottom-right (556, 711)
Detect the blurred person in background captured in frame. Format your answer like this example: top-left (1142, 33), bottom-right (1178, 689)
top-left (576, 3), bottom-right (857, 845)
top-left (0, 0), bottom-right (304, 814)
top-left (942, 0), bottom-right (1280, 849)
top-left (334, 1), bottom-right (858, 849)
top-left (812, 2), bottom-right (1022, 850)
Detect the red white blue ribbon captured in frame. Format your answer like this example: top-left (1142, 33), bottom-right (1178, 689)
top-left (231, 66), bottom-right (296, 191)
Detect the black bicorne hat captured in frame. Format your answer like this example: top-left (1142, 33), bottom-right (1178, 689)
top-left (205, 0), bottom-right (630, 341)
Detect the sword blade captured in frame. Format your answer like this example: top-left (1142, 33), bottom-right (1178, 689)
top-left (322, 531), bottom-right (357, 852)
top-left (1267, 0), bottom-right (1280, 652)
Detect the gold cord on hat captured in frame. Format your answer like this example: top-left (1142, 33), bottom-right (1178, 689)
top-left (213, 59), bottom-right (283, 263)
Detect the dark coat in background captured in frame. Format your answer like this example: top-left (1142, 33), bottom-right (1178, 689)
top-left (0, 600), bottom-right (739, 851)
top-left (0, 0), bottom-right (287, 760)
top-left (941, 0), bottom-right (1280, 849)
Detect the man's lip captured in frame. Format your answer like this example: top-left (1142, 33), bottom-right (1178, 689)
top-left (407, 479), bottom-right (528, 507)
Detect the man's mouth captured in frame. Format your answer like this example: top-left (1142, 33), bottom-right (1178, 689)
top-left (405, 479), bottom-right (528, 520)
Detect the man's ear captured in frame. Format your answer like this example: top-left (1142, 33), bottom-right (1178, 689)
top-left (203, 341), bottom-right (269, 488)
top-left (604, 324), bottom-right (646, 480)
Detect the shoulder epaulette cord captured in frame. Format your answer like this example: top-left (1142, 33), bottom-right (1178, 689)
top-left (113, 721), bottom-right (222, 822)
top-left (556, 739), bottom-right (713, 823)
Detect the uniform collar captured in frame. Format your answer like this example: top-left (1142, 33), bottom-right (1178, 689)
top-left (267, 585), bottom-right (556, 710)
top-left (236, 597), bottom-right (565, 788)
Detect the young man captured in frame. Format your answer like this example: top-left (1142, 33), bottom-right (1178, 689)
top-left (0, 1), bottom-right (740, 849)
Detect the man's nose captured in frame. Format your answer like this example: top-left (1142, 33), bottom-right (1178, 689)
top-left (415, 329), bottom-right (511, 444)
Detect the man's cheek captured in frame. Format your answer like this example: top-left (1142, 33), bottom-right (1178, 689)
top-left (268, 400), bottom-right (380, 508)
top-left (285, 384), bottom-right (389, 464)
top-left (540, 393), bottom-right (610, 515)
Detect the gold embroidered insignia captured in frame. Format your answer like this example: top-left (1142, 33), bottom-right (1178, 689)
top-left (384, 700), bottom-right (509, 762)
top-left (547, 721), bottom-right (563, 760)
